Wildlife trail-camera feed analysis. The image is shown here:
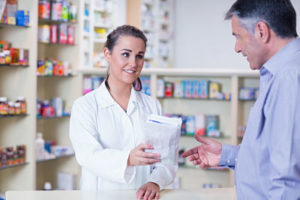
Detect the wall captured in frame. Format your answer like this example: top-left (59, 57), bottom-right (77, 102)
top-left (174, 0), bottom-right (300, 69)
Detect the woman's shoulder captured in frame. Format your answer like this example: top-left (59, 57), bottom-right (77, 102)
top-left (73, 89), bottom-right (99, 110)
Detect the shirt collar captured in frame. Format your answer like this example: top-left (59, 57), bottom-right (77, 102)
top-left (263, 38), bottom-right (300, 76)
top-left (95, 81), bottom-right (141, 109)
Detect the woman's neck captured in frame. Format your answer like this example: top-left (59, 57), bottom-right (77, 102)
top-left (107, 76), bottom-right (132, 111)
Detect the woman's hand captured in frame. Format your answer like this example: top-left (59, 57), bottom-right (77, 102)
top-left (136, 182), bottom-right (160, 200)
top-left (128, 144), bottom-right (161, 166)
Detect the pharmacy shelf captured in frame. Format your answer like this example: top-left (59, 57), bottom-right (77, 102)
top-left (158, 97), bottom-right (231, 101)
top-left (0, 163), bottom-right (28, 171)
top-left (38, 42), bottom-right (76, 46)
top-left (179, 165), bottom-right (229, 172)
top-left (78, 67), bottom-right (259, 77)
top-left (37, 74), bottom-right (75, 77)
top-left (0, 23), bottom-right (30, 28)
top-left (38, 19), bottom-right (77, 25)
top-left (37, 114), bottom-right (70, 120)
top-left (0, 114), bottom-right (28, 118)
top-left (0, 64), bottom-right (29, 68)
top-left (36, 153), bottom-right (75, 163)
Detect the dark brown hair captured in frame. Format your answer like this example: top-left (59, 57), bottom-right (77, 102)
top-left (104, 25), bottom-right (147, 91)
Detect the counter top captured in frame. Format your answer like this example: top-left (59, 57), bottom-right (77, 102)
top-left (6, 188), bottom-right (237, 200)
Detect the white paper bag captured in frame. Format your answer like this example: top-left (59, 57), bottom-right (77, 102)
top-left (142, 114), bottom-right (182, 165)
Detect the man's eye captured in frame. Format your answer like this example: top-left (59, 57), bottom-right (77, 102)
top-left (122, 52), bottom-right (129, 57)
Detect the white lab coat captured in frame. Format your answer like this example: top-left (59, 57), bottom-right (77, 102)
top-left (69, 82), bottom-right (176, 190)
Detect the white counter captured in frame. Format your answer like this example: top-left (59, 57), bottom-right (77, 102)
top-left (6, 188), bottom-right (237, 200)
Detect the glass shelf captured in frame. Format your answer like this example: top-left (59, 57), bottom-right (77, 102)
top-left (36, 153), bottom-right (74, 163)
top-left (37, 114), bottom-right (70, 120)
top-left (0, 23), bottom-right (30, 28)
top-left (0, 114), bottom-right (28, 118)
top-left (37, 74), bottom-right (74, 77)
top-left (0, 64), bottom-right (29, 68)
top-left (38, 18), bottom-right (77, 25)
top-left (38, 42), bottom-right (76, 46)
top-left (0, 162), bottom-right (28, 171)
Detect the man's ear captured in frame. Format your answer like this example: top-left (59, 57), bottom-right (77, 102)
top-left (255, 21), bottom-right (270, 43)
top-left (104, 47), bottom-right (111, 62)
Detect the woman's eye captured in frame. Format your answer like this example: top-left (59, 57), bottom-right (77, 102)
top-left (136, 54), bottom-right (144, 59)
top-left (122, 52), bottom-right (129, 57)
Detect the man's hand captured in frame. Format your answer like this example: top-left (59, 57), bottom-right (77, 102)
top-left (182, 135), bottom-right (222, 168)
top-left (128, 144), bottom-right (161, 166)
top-left (136, 182), bottom-right (160, 200)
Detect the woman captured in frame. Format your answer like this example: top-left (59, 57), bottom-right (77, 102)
top-left (70, 25), bottom-right (176, 200)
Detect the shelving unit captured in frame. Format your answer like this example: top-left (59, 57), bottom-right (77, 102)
top-left (80, 0), bottom-right (122, 69)
top-left (0, 1), bottom-right (38, 194)
top-left (79, 67), bottom-right (259, 189)
top-left (36, 0), bottom-right (82, 190)
top-left (127, 0), bottom-right (175, 68)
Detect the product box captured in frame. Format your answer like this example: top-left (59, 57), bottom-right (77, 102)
top-left (83, 76), bottom-right (92, 94)
top-left (57, 172), bottom-right (76, 190)
top-left (164, 81), bottom-right (174, 98)
top-left (206, 115), bottom-right (220, 137)
top-left (0, 0), bottom-right (7, 23)
top-left (173, 80), bottom-right (184, 98)
top-left (6, 0), bottom-right (17, 25)
top-left (51, 97), bottom-right (63, 117)
top-left (140, 76), bottom-right (151, 96)
top-left (192, 80), bottom-right (199, 98)
top-left (199, 80), bottom-right (209, 99)
top-left (209, 82), bottom-right (221, 99)
top-left (183, 80), bottom-right (192, 98)
top-left (185, 115), bottom-right (195, 136)
top-left (156, 79), bottom-right (165, 98)
top-left (58, 24), bottom-right (67, 44)
top-left (91, 76), bottom-right (103, 90)
top-left (195, 114), bottom-right (206, 136)
top-left (67, 25), bottom-right (75, 45)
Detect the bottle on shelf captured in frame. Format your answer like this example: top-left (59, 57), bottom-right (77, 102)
top-left (16, 96), bottom-right (27, 114)
top-left (35, 132), bottom-right (45, 160)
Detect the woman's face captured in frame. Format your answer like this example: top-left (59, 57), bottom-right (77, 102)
top-left (104, 35), bottom-right (146, 86)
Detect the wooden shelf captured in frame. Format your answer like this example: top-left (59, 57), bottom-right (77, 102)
top-left (0, 162), bottom-right (28, 171)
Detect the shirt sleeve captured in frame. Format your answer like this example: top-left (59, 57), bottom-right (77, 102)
top-left (219, 144), bottom-right (240, 170)
top-left (148, 163), bottom-right (177, 190)
top-left (69, 98), bottom-right (136, 184)
top-left (265, 70), bottom-right (300, 199)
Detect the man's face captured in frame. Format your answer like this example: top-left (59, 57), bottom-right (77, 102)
top-left (231, 16), bottom-right (266, 70)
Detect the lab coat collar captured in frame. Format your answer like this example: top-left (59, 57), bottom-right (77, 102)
top-left (95, 81), bottom-right (144, 111)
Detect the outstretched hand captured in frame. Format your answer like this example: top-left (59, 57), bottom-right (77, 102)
top-left (182, 135), bottom-right (222, 168)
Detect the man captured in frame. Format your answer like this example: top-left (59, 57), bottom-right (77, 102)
top-left (182, 0), bottom-right (300, 199)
